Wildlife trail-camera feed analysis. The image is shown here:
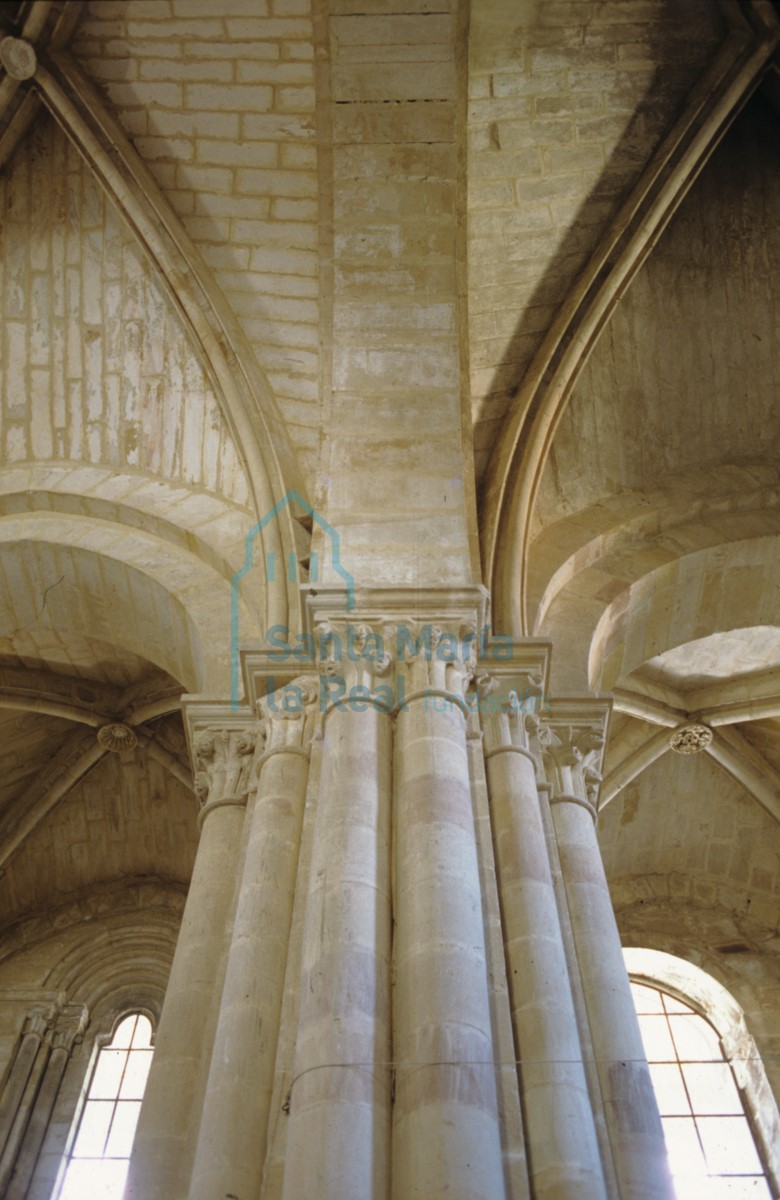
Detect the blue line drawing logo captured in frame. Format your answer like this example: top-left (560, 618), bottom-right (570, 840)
top-left (230, 489), bottom-right (355, 707)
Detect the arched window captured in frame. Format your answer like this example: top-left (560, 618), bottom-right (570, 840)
top-left (626, 950), bottom-right (779, 1200)
top-left (56, 1012), bottom-right (154, 1200)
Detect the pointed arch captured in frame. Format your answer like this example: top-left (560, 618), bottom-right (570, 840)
top-left (483, 1), bottom-right (780, 636)
top-left (5, 42), bottom-right (309, 633)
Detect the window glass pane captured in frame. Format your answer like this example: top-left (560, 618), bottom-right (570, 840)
top-left (649, 1063), bottom-right (690, 1116)
top-left (89, 1050), bottom-right (128, 1101)
top-left (72, 1102), bottom-right (113, 1158)
top-left (631, 982), bottom-right (664, 1012)
top-left (668, 1014), bottom-right (722, 1061)
top-left (104, 1102), bottom-right (142, 1158)
top-left (119, 1051), bottom-right (153, 1100)
top-left (59, 1012), bottom-right (154, 1200)
top-left (682, 1062), bottom-right (743, 1116)
top-left (59, 1158), bottom-right (129, 1200)
top-left (632, 978), bottom-right (773, 1200)
top-left (108, 1016), bottom-right (137, 1050)
top-left (638, 1014), bottom-right (676, 1061)
top-left (662, 994), bottom-right (694, 1015)
top-left (130, 1015), bottom-right (153, 1049)
top-left (697, 1117), bottom-right (764, 1175)
top-left (702, 1179), bottom-right (773, 1200)
top-left (661, 1116), bottom-right (708, 1177)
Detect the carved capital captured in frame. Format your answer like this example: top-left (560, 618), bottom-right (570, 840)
top-left (50, 1005), bottom-right (88, 1053)
top-left (539, 723), bottom-right (605, 805)
top-left (314, 619), bottom-right (392, 697)
top-left (245, 591), bottom-right (499, 718)
top-left (476, 670), bottom-right (544, 755)
top-left (193, 727), bottom-right (257, 809)
top-left (393, 621), bottom-right (478, 703)
top-left (23, 1003), bottom-right (57, 1041)
top-left (257, 674), bottom-right (319, 753)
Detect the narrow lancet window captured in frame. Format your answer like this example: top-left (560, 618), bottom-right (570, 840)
top-left (57, 1012), bottom-right (153, 1200)
top-left (631, 978), bottom-right (775, 1199)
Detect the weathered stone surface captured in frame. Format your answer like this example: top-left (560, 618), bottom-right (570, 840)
top-left (0, 5), bottom-right (775, 1199)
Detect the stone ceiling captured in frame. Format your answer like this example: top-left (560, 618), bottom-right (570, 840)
top-left (466, 0), bottom-right (726, 480)
top-left (525, 79), bottom-right (780, 991)
top-left (0, 0), bottom-right (776, 1000)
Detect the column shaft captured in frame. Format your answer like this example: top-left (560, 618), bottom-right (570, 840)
top-left (282, 703), bottom-right (392, 1200)
top-left (393, 696), bottom-right (505, 1200)
top-left (0, 1029), bottom-right (44, 1160)
top-left (0, 1040), bottom-right (50, 1195)
top-left (188, 741), bottom-right (310, 1200)
top-left (6, 1045), bottom-right (69, 1200)
top-left (486, 745), bottom-right (607, 1200)
top-left (125, 800), bottom-right (246, 1200)
top-left (551, 797), bottom-right (673, 1200)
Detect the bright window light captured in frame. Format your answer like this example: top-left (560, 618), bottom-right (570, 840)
top-left (57, 1013), bottom-right (153, 1200)
top-left (631, 981), bottom-right (773, 1200)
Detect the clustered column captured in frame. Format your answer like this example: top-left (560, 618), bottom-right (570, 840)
top-left (0, 1005), bottom-right (52, 1183)
top-left (127, 614), bottom-right (675, 1200)
top-left (0, 1003), bottom-right (87, 1198)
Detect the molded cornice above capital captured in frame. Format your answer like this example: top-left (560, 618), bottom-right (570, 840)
top-left (303, 585), bottom-right (490, 634)
top-left (242, 649), bottom-right (312, 711)
top-left (181, 699), bottom-right (257, 753)
top-left (242, 587), bottom-right (491, 709)
top-left (475, 637), bottom-right (552, 695)
top-left (0, 989), bottom-right (65, 1013)
top-left (542, 696), bottom-right (612, 739)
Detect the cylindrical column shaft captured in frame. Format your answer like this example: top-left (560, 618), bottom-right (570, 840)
top-left (282, 702), bottom-right (392, 1200)
top-left (188, 726), bottom-right (311, 1200)
top-left (0, 1027), bottom-right (45, 1160)
top-left (125, 796), bottom-right (247, 1199)
top-left (393, 694), bottom-right (506, 1200)
top-left (551, 795), bottom-right (673, 1200)
top-left (486, 742), bottom-right (607, 1200)
top-left (6, 1045), bottom-right (69, 1200)
top-left (0, 1038), bottom-right (50, 1195)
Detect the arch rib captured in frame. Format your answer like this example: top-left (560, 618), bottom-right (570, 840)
top-left (483, 2), bottom-right (780, 636)
top-left (29, 49), bottom-right (305, 633)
